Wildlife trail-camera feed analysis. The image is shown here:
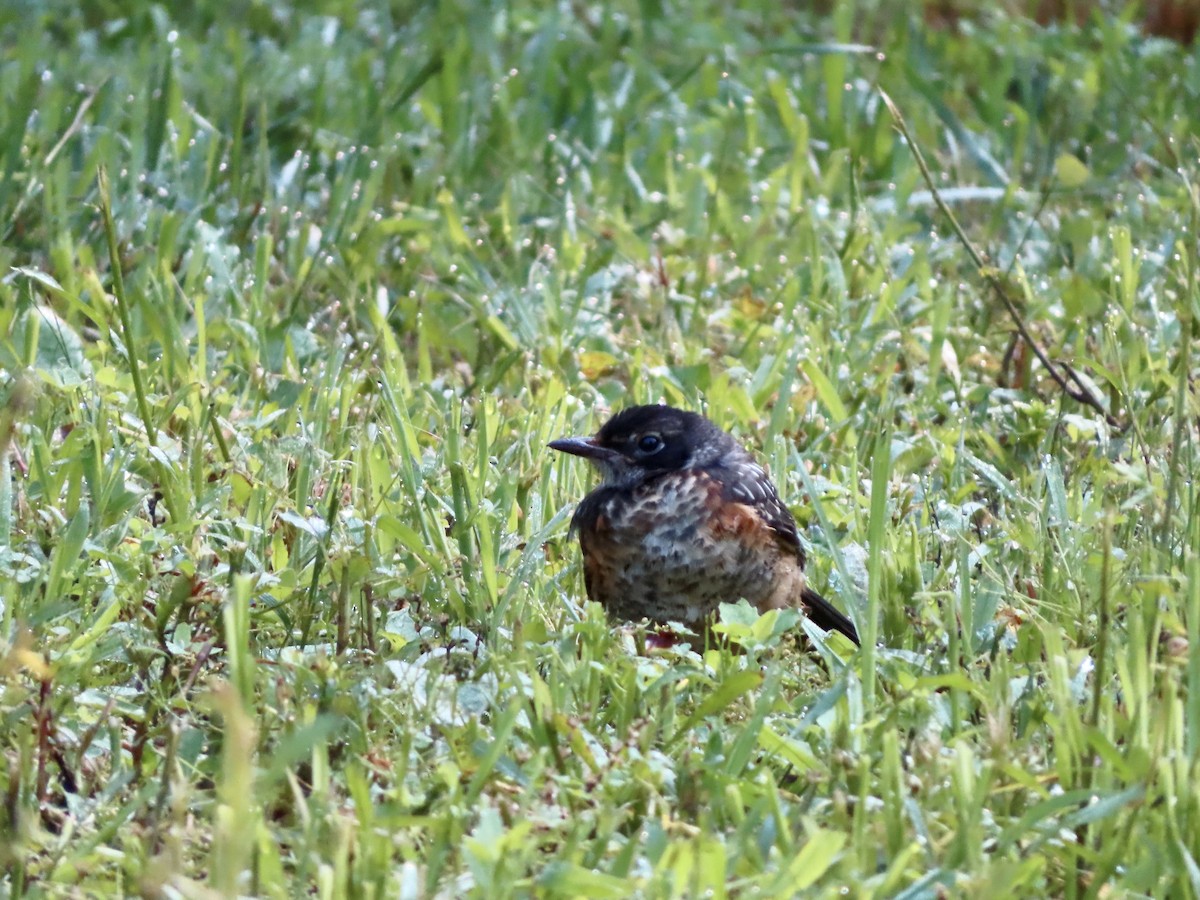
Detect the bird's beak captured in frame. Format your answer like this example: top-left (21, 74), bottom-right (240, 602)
top-left (548, 435), bottom-right (619, 462)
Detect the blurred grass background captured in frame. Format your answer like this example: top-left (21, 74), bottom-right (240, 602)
top-left (1, 0), bottom-right (1198, 895)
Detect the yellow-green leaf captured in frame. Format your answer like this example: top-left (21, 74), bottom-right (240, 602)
top-left (1054, 153), bottom-right (1089, 188)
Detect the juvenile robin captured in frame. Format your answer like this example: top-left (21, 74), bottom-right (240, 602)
top-left (550, 404), bottom-right (859, 645)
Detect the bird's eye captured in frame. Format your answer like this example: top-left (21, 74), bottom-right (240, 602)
top-left (637, 434), bottom-right (663, 454)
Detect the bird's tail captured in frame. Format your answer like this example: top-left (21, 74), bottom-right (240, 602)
top-left (800, 585), bottom-right (860, 646)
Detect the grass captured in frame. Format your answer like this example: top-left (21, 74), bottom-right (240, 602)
top-left (1, 0), bottom-right (1198, 895)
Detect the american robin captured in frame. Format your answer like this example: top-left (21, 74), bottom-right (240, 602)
top-left (550, 404), bottom-right (860, 645)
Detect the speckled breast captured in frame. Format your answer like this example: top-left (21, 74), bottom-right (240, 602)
top-left (576, 470), bottom-right (795, 625)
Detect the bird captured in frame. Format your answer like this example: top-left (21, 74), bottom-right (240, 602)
top-left (549, 404), bottom-right (860, 645)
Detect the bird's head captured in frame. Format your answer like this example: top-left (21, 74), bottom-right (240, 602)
top-left (549, 404), bottom-right (738, 488)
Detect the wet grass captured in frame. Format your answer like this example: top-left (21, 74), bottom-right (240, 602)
top-left (2, 1), bottom-right (1199, 896)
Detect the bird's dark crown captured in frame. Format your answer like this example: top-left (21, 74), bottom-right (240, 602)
top-left (549, 404), bottom-right (747, 489)
top-left (594, 404), bottom-right (738, 471)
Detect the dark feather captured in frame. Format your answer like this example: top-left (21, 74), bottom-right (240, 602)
top-left (801, 585), bottom-right (860, 645)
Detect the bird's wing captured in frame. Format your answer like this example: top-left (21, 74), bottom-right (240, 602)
top-left (716, 458), bottom-right (807, 567)
top-left (716, 459), bottom-right (860, 645)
